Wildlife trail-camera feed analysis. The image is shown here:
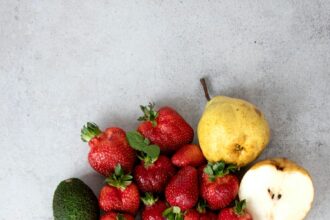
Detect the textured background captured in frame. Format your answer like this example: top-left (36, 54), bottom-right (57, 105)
top-left (1, 0), bottom-right (330, 219)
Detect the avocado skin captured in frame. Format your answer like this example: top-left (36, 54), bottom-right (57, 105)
top-left (53, 178), bottom-right (99, 220)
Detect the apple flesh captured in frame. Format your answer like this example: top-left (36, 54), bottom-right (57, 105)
top-left (239, 158), bottom-right (314, 220)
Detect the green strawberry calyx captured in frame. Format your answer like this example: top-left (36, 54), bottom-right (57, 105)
top-left (126, 131), bottom-right (160, 166)
top-left (234, 199), bottom-right (247, 216)
top-left (141, 192), bottom-right (158, 206)
top-left (105, 164), bottom-right (133, 190)
top-left (138, 102), bottom-right (158, 127)
top-left (196, 200), bottom-right (207, 214)
top-left (81, 122), bottom-right (102, 142)
top-left (162, 206), bottom-right (184, 220)
top-left (203, 161), bottom-right (238, 181)
top-left (116, 213), bottom-right (126, 220)
top-left (138, 153), bottom-right (158, 167)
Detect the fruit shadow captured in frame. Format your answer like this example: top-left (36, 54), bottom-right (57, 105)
top-left (79, 172), bottom-right (105, 197)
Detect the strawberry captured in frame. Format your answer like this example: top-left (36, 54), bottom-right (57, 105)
top-left (184, 200), bottom-right (217, 220)
top-left (137, 103), bottom-right (194, 153)
top-left (165, 166), bottom-right (199, 211)
top-left (184, 209), bottom-right (217, 220)
top-left (126, 131), bottom-right (176, 193)
top-left (81, 122), bottom-right (136, 176)
top-left (162, 204), bottom-right (217, 220)
top-left (200, 162), bottom-right (239, 210)
top-left (184, 209), bottom-right (200, 220)
top-left (218, 200), bottom-right (252, 220)
top-left (171, 144), bottom-right (206, 167)
top-left (141, 193), bottom-right (167, 220)
top-left (197, 211), bottom-right (217, 220)
top-left (100, 212), bottom-right (134, 220)
top-left (99, 165), bottom-right (140, 214)
top-left (134, 155), bottom-right (176, 193)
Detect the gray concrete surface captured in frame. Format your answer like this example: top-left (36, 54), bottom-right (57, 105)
top-left (1, 0), bottom-right (330, 219)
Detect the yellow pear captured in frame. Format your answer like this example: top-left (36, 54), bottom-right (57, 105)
top-left (197, 79), bottom-right (270, 167)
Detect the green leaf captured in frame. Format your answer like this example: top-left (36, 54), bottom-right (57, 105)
top-left (143, 138), bottom-right (150, 145)
top-left (213, 161), bottom-right (225, 171)
top-left (227, 164), bottom-right (238, 173)
top-left (143, 145), bottom-right (160, 159)
top-left (172, 206), bottom-right (181, 214)
top-left (162, 207), bottom-right (172, 217)
top-left (80, 122), bottom-right (102, 142)
top-left (204, 165), bottom-right (214, 175)
top-left (123, 180), bottom-right (132, 187)
top-left (142, 155), bottom-right (158, 167)
top-left (122, 174), bottom-right (133, 181)
top-left (137, 103), bottom-right (158, 125)
top-left (141, 193), bottom-right (158, 206)
top-left (114, 164), bottom-right (120, 176)
top-left (116, 213), bottom-right (125, 220)
top-left (151, 120), bottom-right (157, 127)
top-left (126, 131), bottom-right (146, 151)
top-left (126, 131), bottom-right (160, 160)
top-left (167, 214), bottom-right (175, 220)
top-left (163, 206), bottom-right (183, 220)
top-left (106, 165), bottom-right (132, 190)
top-left (196, 200), bottom-right (206, 213)
top-left (114, 164), bottom-right (123, 176)
top-left (234, 199), bottom-right (247, 215)
top-left (204, 161), bottom-right (238, 181)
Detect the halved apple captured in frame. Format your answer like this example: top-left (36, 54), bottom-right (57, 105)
top-left (239, 158), bottom-right (314, 220)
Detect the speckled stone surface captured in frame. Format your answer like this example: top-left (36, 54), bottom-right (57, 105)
top-left (0, 1), bottom-right (329, 219)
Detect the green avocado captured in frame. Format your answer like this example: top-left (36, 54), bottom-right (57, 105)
top-left (52, 178), bottom-right (99, 220)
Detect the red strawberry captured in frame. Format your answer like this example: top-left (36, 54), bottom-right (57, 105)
top-left (200, 162), bottom-right (239, 210)
top-left (99, 165), bottom-right (140, 214)
top-left (171, 144), bottom-right (206, 167)
top-left (126, 131), bottom-right (176, 193)
top-left (81, 122), bottom-right (136, 176)
top-left (184, 209), bottom-right (217, 220)
top-left (141, 193), bottom-right (167, 220)
top-left (134, 155), bottom-right (176, 193)
top-left (184, 209), bottom-right (200, 220)
top-left (137, 103), bottom-right (194, 153)
top-left (100, 212), bottom-right (134, 220)
top-left (200, 212), bottom-right (218, 220)
top-left (184, 200), bottom-right (217, 220)
top-left (199, 212), bottom-right (218, 220)
top-left (218, 200), bottom-right (252, 220)
top-left (165, 166), bottom-right (199, 211)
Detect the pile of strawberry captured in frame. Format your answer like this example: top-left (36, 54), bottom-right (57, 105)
top-left (81, 103), bottom-right (252, 220)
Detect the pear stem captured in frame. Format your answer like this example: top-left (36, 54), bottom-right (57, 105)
top-left (200, 78), bottom-right (211, 101)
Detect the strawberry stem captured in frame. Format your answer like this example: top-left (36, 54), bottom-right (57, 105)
top-left (138, 103), bottom-right (158, 126)
top-left (200, 78), bottom-right (211, 101)
top-left (81, 122), bottom-right (102, 142)
top-left (204, 161), bottom-right (237, 181)
top-left (163, 206), bottom-right (184, 220)
top-left (137, 153), bottom-right (158, 167)
top-left (116, 213), bottom-right (125, 220)
top-left (141, 193), bottom-right (158, 206)
top-left (196, 200), bottom-right (207, 214)
top-left (234, 200), bottom-right (247, 216)
top-left (105, 164), bottom-right (133, 190)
